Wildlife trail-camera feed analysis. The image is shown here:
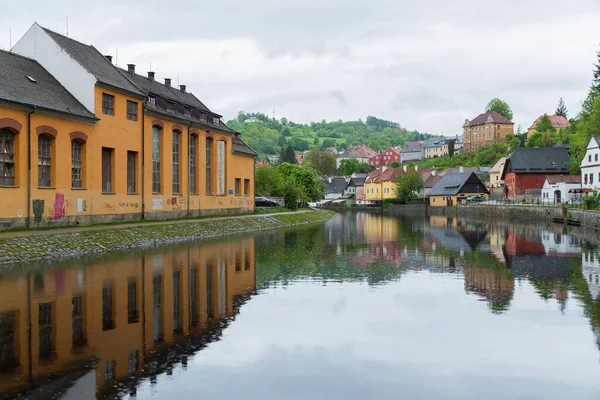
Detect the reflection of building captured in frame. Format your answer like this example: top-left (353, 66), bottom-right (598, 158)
top-left (464, 263), bottom-right (515, 312)
top-left (0, 238), bottom-right (256, 398)
top-left (583, 250), bottom-right (600, 300)
top-left (350, 214), bottom-right (403, 267)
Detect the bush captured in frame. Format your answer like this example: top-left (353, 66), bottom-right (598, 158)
top-left (282, 182), bottom-right (299, 210)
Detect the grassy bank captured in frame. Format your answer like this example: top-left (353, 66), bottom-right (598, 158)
top-left (0, 210), bottom-right (335, 266)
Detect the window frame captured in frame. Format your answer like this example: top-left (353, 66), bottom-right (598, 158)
top-left (244, 179), bottom-right (250, 196)
top-left (38, 135), bottom-right (52, 187)
top-left (71, 140), bottom-right (84, 189)
top-left (102, 93), bottom-right (115, 116)
top-left (152, 127), bottom-right (162, 193)
top-left (0, 129), bottom-right (16, 187)
top-left (101, 147), bottom-right (114, 193)
top-left (189, 134), bottom-right (198, 194)
top-left (206, 137), bottom-right (213, 195)
top-left (172, 131), bottom-right (181, 193)
top-left (126, 100), bottom-right (138, 121)
top-left (235, 178), bottom-right (241, 195)
top-left (127, 151), bottom-right (137, 194)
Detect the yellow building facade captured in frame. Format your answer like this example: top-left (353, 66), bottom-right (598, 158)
top-left (0, 23), bottom-right (256, 229)
top-left (0, 237), bottom-right (256, 398)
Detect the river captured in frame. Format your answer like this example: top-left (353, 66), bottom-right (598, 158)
top-left (1, 211), bottom-right (600, 399)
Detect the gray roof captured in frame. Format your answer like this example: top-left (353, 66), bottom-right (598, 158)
top-left (428, 172), bottom-right (488, 196)
top-left (42, 27), bottom-right (144, 97)
top-left (348, 177), bottom-right (366, 187)
top-left (424, 138), bottom-right (445, 148)
top-left (324, 178), bottom-right (347, 195)
top-left (232, 134), bottom-right (257, 157)
top-left (0, 50), bottom-right (95, 119)
top-left (402, 141), bottom-right (424, 153)
top-left (505, 147), bottom-right (570, 174)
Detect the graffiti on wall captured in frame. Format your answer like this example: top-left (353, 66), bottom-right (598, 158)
top-left (32, 200), bottom-right (44, 223)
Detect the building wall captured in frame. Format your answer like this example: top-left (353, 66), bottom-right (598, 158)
top-left (400, 150), bottom-right (423, 163)
top-left (429, 192), bottom-right (488, 206)
top-left (381, 181), bottom-right (397, 199)
top-left (541, 182), bottom-right (580, 203)
top-left (463, 123), bottom-right (513, 152)
top-left (504, 173), bottom-right (547, 198)
top-left (490, 171), bottom-right (504, 188)
top-left (365, 182), bottom-right (381, 200)
top-left (582, 139), bottom-right (600, 191)
top-left (424, 144), bottom-right (448, 159)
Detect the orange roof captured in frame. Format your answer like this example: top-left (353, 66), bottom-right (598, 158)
top-left (528, 115), bottom-right (570, 130)
top-left (374, 168), bottom-right (405, 183)
top-left (545, 175), bottom-right (581, 184)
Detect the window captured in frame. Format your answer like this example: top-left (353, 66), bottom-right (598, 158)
top-left (38, 135), bottom-right (52, 187)
top-left (102, 286), bottom-right (115, 331)
top-left (152, 127), bottom-right (161, 193)
top-left (0, 311), bottom-right (17, 371)
top-left (190, 135), bottom-right (197, 194)
top-left (127, 151), bottom-right (137, 193)
top-left (200, 113), bottom-right (207, 122)
top-left (39, 303), bottom-right (53, 357)
top-left (127, 280), bottom-right (138, 323)
top-left (244, 179), bottom-right (250, 195)
top-left (102, 93), bottom-right (114, 115)
top-left (72, 296), bottom-right (85, 346)
top-left (71, 140), bottom-right (83, 188)
top-left (596, 154), bottom-right (598, 162)
top-left (172, 131), bottom-right (180, 193)
top-left (184, 107), bottom-right (192, 118)
top-left (589, 155), bottom-right (592, 163)
top-left (585, 174), bottom-right (588, 185)
top-left (206, 138), bottom-right (213, 194)
top-left (213, 116), bottom-right (220, 125)
top-left (102, 147), bottom-right (113, 193)
top-left (235, 178), bottom-right (241, 195)
top-left (0, 129), bottom-right (15, 186)
top-left (591, 174), bottom-right (594, 185)
top-left (127, 100), bottom-right (138, 121)
top-left (103, 360), bottom-right (115, 382)
top-left (128, 351), bottom-right (138, 374)
top-left (167, 102), bottom-right (176, 113)
top-left (147, 96), bottom-right (156, 107)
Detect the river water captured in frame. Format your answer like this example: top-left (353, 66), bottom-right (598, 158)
top-left (2, 211), bottom-right (600, 399)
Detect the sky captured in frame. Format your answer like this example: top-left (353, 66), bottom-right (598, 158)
top-left (2, 0), bottom-right (600, 135)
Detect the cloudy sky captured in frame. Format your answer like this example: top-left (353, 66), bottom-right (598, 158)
top-left (2, 1), bottom-right (600, 134)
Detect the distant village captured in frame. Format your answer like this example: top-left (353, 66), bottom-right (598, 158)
top-left (259, 110), bottom-right (596, 207)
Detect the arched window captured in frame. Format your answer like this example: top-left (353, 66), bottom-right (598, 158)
top-left (71, 140), bottom-right (84, 188)
top-left (205, 137), bottom-right (213, 194)
top-left (152, 126), bottom-right (161, 193)
top-left (38, 135), bottom-right (52, 187)
top-left (0, 129), bottom-right (15, 186)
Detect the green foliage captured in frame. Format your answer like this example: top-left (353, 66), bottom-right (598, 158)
top-left (279, 145), bottom-right (297, 164)
top-left (282, 181), bottom-right (299, 210)
top-left (535, 114), bottom-right (554, 133)
top-left (338, 158), bottom-right (371, 175)
top-left (485, 98), bottom-right (513, 120)
top-left (321, 138), bottom-right (336, 149)
top-left (527, 116), bottom-right (558, 148)
top-left (410, 142), bottom-right (510, 170)
top-left (304, 150), bottom-right (337, 177)
top-left (569, 96), bottom-right (600, 174)
top-left (395, 171), bottom-right (424, 203)
top-left (448, 139), bottom-right (456, 158)
top-left (277, 163), bottom-right (324, 201)
top-left (390, 161), bottom-right (400, 168)
top-left (582, 192), bottom-right (600, 210)
top-left (505, 134), bottom-right (522, 153)
top-left (255, 166), bottom-right (283, 196)
top-left (555, 98), bottom-right (568, 118)
top-left (369, 139), bottom-right (382, 152)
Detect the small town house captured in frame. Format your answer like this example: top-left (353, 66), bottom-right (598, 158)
top-left (541, 175), bottom-right (581, 204)
top-left (428, 172), bottom-right (488, 206)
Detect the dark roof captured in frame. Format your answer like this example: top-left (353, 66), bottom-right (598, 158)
top-left (324, 178), bottom-right (347, 195)
top-left (423, 174), bottom-right (443, 189)
top-left (42, 27), bottom-right (144, 97)
top-left (469, 111), bottom-right (513, 126)
top-left (504, 147), bottom-right (570, 175)
top-left (348, 177), bottom-right (366, 187)
top-left (428, 172), bottom-right (488, 196)
top-left (439, 167), bottom-right (479, 177)
top-left (424, 138), bottom-right (445, 148)
top-left (231, 134), bottom-right (257, 157)
top-left (401, 141), bottom-right (425, 153)
top-left (0, 50), bottom-right (95, 119)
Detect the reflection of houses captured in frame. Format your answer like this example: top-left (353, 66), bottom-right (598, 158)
top-left (582, 250), bottom-right (600, 300)
top-left (0, 238), bottom-right (256, 398)
top-left (464, 263), bottom-right (515, 313)
top-left (426, 221), bottom-right (487, 254)
top-left (349, 214), bottom-right (403, 267)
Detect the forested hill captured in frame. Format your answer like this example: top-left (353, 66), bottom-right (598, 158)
top-left (227, 112), bottom-right (433, 158)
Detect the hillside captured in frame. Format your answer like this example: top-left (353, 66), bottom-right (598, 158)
top-left (227, 112), bottom-right (432, 158)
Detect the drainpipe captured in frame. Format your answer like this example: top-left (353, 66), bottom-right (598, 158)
top-left (26, 107), bottom-right (35, 229)
top-left (141, 106), bottom-right (146, 220)
top-left (187, 125), bottom-right (191, 217)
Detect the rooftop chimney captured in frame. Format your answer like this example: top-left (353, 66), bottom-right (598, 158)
top-left (460, 166), bottom-right (464, 173)
top-left (147, 71), bottom-right (155, 82)
top-left (165, 78), bottom-right (171, 87)
top-left (127, 64), bottom-right (135, 75)
top-left (179, 84), bottom-right (186, 93)
top-left (104, 55), bottom-right (113, 63)
top-left (432, 170), bottom-right (436, 176)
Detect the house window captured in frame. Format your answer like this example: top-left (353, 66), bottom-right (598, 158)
top-left (0, 311), bottom-right (17, 371)
top-left (596, 154), bottom-right (598, 162)
top-left (206, 138), bottom-right (213, 194)
top-left (128, 350), bottom-right (138, 374)
top-left (127, 100), bottom-right (138, 121)
top-left (589, 155), bottom-right (592, 163)
top-left (102, 93), bottom-right (114, 115)
top-left (213, 117), bottom-right (220, 125)
top-left (244, 179), bottom-right (250, 195)
top-left (591, 174), bottom-right (594, 185)
top-left (200, 113), bottom-right (207, 122)
top-left (103, 360), bottom-right (115, 382)
top-left (0, 129), bottom-right (15, 186)
top-left (152, 127), bottom-right (161, 193)
top-left (102, 147), bottom-right (114, 193)
top-left (147, 96), bottom-right (156, 107)
top-left (190, 135), bottom-right (197, 194)
top-left (235, 178), bottom-right (241, 195)
top-left (127, 151), bottom-right (137, 193)
top-left (184, 107), bottom-right (192, 118)
top-left (172, 131), bottom-right (180, 193)
top-left (102, 286), bottom-right (115, 331)
top-left (127, 280), bottom-right (138, 323)
top-left (39, 303), bottom-right (53, 357)
top-left (167, 102), bottom-right (176, 113)
top-left (38, 135), bottom-right (52, 187)
top-left (71, 140), bottom-right (83, 188)
top-left (585, 174), bottom-right (588, 185)
top-left (72, 296), bottom-right (85, 347)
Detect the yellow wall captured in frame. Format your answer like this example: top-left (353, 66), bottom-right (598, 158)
top-left (0, 237), bottom-right (256, 396)
top-left (365, 181), bottom-right (381, 200)
top-left (424, 144), bottom-right (448, 159)
top-left (381, 181), bottom-right (397, 199)
top-left (463, 123), bottom-right (513, 152)
top-left (429, 193), bottom-right (488, 206)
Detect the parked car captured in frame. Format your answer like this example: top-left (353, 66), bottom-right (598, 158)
top-left (466, 194), bottom-right (485, 203)
top-left (255, 196), bottom-right (279, 207)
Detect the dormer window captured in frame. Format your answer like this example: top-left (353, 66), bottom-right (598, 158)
top-left (184, 107), bottom-right (192, 118)
top-left (167, 102), bottom-right (176, 113)
top-left (213, 117), bottom-right (220, 125)
top-left (147, 96), bottom-right (156, 107)
top-left (200, 113), bottom-right (207, 122)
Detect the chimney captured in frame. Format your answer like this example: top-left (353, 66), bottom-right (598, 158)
top-left (127, 64), bottom-right (135, 75)
top-left (164, 78), bottom-right (171, 87)
top-left (460, 166), bottom-right (464, 173)
top-left (403, 165), bottom-right (407, 172)
top-left (179, 85), bottom-right (186, 93)
top-left (147, 71), bottom-right (155, 82)
top-left (104, 55), bottom-right (113, 63)
top-left (328, 177), bottom-right (332, 183)
top-left (432, 170), bottom-right (436, 176)
top-left (382, 166), bottom-right (387, 172)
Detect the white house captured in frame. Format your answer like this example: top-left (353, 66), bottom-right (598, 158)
top-left (540, 175), bottom-right (581, 204)
top-left (581, 136), bottom-right (600, 191)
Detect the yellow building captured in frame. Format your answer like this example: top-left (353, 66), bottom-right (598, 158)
top-left (526, 114), bottom-right (571, 138)
top-left (428, 172), bottom-right (488, 206)
top-left (0, 23), bottom-right (256, 229)
top-left (462, 111), bottom-right (514, 152)
top-left (0, 237), bottom-right (256, 398)
top-left (489, 157), bottom-right (507, 188)
top-left (364, 168), bottom-right (405, 201)
top-left (424, 138), bottom-right (449, 159)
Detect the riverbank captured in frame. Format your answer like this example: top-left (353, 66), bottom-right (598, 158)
top-left (0, 210), bottom-right (335, 266)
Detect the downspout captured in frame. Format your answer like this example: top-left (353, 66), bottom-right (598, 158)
top-left (26, 107), bottom-right (35, 229)
top-left (187, 125), bottom-right (191, 217)
top-left (141, 106), bottom-right (146, 220)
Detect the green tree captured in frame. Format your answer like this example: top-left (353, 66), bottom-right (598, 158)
top-left (505, 133), bottom-right (521, 152)
top-left (281, 126), bottom-right (291, 137)
top-left (289, 136), bottom-right (309, 151)
top-left (338, 159), bottom-right (370, 175)
top-left (395, 171), bottom-right (424, 203)
top-left (485, 98), bottom-right (513, 120)
top-left (582, 47), bottom-right (600, 117)
top-left (280, 117), bottom-right (288, 126)
top-left (321, 138), bottom-right (336, 149)
top-left (280, 145), bottom-right (297, 164)
top-left (528, 114), bottom-right (557, 148)
top-left (277, 163), bottom-right (324, 201)
top-left (304, 150), bottom-right (337, 177)
top-left (555, 98), bottom-right (568, 118)
top-left (282, 181), bottom-right (299, 210)
top-left (390, 161), bottom-right (400, 168)
top-left (255, 166), bottom-right (283, 196)
top-left (277, 135), bottom-right (287, 147)
top-left (369, 139), bottom-right (382, 152)
top-left (535, 114), bottom-right (554, 133)
top-left (313, 137), bottom-right (320, 146)
top-left (447, 139), bottom-right (456, 158)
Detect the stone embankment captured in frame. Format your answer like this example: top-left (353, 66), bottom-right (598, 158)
top-left (0, 210), bottom-right (335, 266)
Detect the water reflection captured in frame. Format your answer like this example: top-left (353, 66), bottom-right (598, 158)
top-left (0, 237), bottom-right (256, 399)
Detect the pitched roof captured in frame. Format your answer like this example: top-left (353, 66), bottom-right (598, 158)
top-left (366, 170), bottom-right (383, 183)
top-left (231, 134), bottom-right (257, 157)
top-left (468, 111), bottom-right (513, 126)
top-left (0, 49), bottom-right (95, 120)
top-left (42, 27), bottom-right (144, 97)
top-left (375, 168), bottom-right (405, 182)
top-left (528, 115), bottom-right (571, 130)
top-left (490, 157), bottom-right (507, 174)
top-left (545, 175), bottom-right (581, 184)
top-left (424, 138), bottom-right (446, 148)
top-left (428, 172), bottom-right (488, 196)
top-left (323, 177), bottom-right (347, 195)
top-left (348, 177), bottom-right (366, 187)
top-left (423, 174), bottom-right (443, 189)
top-left (439, 167), bottom-right (479, 177)
top-left (401, 141), bottom-right (425, 153)
top-left (505, 147), bottom-right (570, 174)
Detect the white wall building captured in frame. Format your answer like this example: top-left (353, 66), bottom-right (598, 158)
top-left (581, 136), bottom-right (600, 191)
top-left (540, 175), bottom-right (581, 204)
